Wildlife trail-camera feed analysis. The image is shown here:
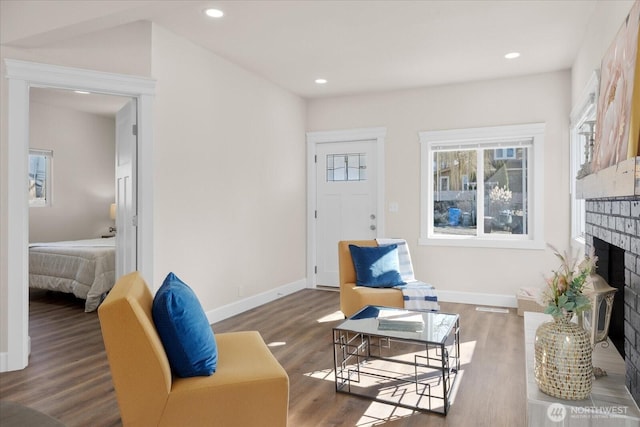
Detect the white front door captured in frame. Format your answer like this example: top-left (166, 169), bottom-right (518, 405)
top-left (115, 100), bottom-right (137, 278)
top-left (315, 140), bottom-right (379, 286)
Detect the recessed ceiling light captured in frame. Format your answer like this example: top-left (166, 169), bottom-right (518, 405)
top-left (315, 78), bottom-right (328, 85)
top-left (74, 90), bottom-right (90, 95)
top-left (504, 52), bottom-right (521, 59)
top-left (204, 8), bottom-right (224, 18)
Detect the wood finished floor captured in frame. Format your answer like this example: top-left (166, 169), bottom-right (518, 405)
top-left (0, 288), bottom-right (526, 426)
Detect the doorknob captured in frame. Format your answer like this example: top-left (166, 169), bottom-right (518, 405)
top-left (370, 225), bottom-right (376, 230)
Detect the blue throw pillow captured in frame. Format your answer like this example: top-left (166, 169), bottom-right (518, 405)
top-left (349, 244), bottom-right (404, 287)
top-left (152, 272), bottom-right (217, 377)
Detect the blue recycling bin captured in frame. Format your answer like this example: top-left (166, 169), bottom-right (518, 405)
top-left (448, 207), bottom-right (461, 226)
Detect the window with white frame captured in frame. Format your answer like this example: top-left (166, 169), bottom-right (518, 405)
top-left (570, 72), bottom-right (599, 246)
top-left (494, 147), bottom-right (517, 160)
top-left (29, 149), bottom-right (52, 207)
top-left (419, 123), bottom-right (545, 249)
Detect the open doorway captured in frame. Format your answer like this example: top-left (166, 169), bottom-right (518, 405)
top-left (28, 87), bottom-right (130, 311)
top-left (4, 59), bottom-right (155, 372)
top-left (30, 87), bottom-right (128, 241)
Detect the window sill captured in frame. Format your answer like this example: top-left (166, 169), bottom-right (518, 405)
top-left (419, 236), bottom-right (545, 250)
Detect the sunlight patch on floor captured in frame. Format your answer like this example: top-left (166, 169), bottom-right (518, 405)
top-left (459, 339), bottom-right (476, 365)
top-left (305, 365), bottom-right (466, 420)
top-left (267, 341), bottom-right (287, 347)
top-left (448, 368), bottom-right (464, 403)
top-left (317, 310), bottom-right (345, 323)
top-left (303, 339), bottom-right (476, 385)
top-left (356, 401), bottom-right (416, 426)
top-left (303, 368), bottom-right (335, 381)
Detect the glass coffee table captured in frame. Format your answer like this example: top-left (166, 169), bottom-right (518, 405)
top-left (333, 305), bottom-right (460, 415)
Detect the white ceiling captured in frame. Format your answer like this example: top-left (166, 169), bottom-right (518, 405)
top-left (30, 87), bottom-right (131, 118)
top-left (3, 0), bottom-right (599, 101)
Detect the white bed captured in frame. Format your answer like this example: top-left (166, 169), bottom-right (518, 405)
top-left (29, 237), bottom-right (116, 312)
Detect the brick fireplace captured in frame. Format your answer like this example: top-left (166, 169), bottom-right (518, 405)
top-left (584, 197), bottom-right (640, 405)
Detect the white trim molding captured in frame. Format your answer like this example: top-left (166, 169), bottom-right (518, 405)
top-left (206, 278), bottom-right (307, 324)
top-left (3, 59), bottom-right (155, 372)
top-left (306, 127), bottom-right (386, 288)
top-left (4, 59), bottom-right (156, 95)
top-left (419, 123), bottom-right (546, 250)
top-left (569, 70), bottom-right (599, 249)
top-left (437, 289), bottom-right (518, 308)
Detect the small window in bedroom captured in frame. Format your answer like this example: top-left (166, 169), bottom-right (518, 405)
top-left (29, 149), bottom-right (53, 207)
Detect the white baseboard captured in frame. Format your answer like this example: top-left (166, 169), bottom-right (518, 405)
top-left (0, 335), bottom-right (30, 373)
top-left (205, 278), bottom-right (308, 324)
top-left (204, 281), bottom-right (517, 325)
top-left (437, 289), bottom-right (517, 308)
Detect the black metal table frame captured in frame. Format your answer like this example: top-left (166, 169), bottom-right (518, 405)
top-left (332, 317), bottom-right (460, 415)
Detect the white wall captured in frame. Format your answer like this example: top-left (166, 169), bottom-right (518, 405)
top-left (29, 101), bottom-right (115, 242)
top-left (150, 24), bottom-right (307, 311)
top-left (307, 71), bottom-right (572, 302)
top-left (571, 0), bottom-right (635, 106)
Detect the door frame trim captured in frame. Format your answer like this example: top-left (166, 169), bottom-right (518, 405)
top-left (305, 127), bottom-right (386, 288)
top-left (2, 59), bottom-right (155, 372)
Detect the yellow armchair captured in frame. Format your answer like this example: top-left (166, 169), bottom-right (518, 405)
top-left (98, 272), bottom-right (289, 427)
top-left (338, 240), bottom-right (404, 317)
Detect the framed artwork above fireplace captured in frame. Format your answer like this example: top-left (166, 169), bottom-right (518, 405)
top-left (576, 2), bottom-right (640, 200)
top-left (592, 0), bottom-right (640, 173)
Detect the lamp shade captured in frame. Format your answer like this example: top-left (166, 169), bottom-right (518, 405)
top-left (109, 203), bottom-right (116, 220)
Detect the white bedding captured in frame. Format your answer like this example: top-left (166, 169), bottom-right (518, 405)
top-left (29, 237), bottom-right (116, 312)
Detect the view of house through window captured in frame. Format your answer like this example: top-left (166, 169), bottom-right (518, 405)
top-left (29, 149), bottom-right (52, 207)
top-left (432, 146), bottom-right (529, 236)
top-left (420, 123), bottom-right (544, 248)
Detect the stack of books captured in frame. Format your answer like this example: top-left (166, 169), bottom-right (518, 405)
top-left (377, 311), bottom-right (425, 332)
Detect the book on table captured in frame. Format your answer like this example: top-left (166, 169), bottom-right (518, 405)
top-left (377, 311), bottom-right (425, 332)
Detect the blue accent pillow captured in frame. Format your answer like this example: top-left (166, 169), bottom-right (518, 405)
top-left (349, 244), bottom-right (404, 287)
top-left (152, 272), bottom-right (217, 377)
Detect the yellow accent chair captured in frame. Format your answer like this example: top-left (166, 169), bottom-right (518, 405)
top-left (98, 272), bottom-right (289, 427)
top-left (338, 240), bottom-right (404, 317)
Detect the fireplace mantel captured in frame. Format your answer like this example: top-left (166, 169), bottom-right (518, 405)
top-left (576, 157), bottom-right (640, 199)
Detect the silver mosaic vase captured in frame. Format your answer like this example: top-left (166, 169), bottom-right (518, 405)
top-left (534, 312), bottom-right (593, 400)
